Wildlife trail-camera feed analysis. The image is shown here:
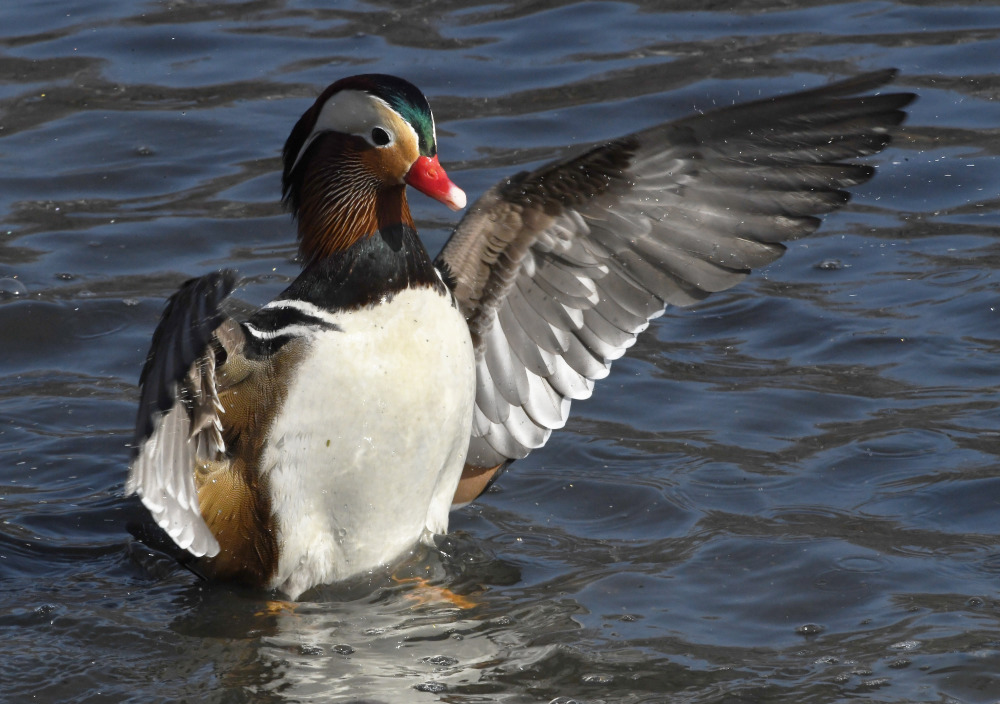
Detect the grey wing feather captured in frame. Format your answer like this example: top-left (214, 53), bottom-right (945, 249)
top-left (437, 69), bottom-right (915, 468)
top-left (126, 270), bottom-right (240, 558)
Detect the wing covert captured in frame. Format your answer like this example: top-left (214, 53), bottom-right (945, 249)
top-left (437, 69), bottom-right (915, 468)
top-left (126, 270), bottom-right (240, 558)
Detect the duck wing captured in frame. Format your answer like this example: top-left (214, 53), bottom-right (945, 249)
top-left (126, 270), bottom-right (241, 558)
top-left (436, 69), bottom-right (915, 470)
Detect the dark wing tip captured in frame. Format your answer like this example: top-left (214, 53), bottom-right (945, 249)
top-left (133, 270), bottom-right (239, 455)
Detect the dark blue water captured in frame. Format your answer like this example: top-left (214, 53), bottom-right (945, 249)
top-left (2, 1), bottom-right (1000, 702)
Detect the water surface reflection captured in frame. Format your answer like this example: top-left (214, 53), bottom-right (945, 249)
top-left (3, 0), bottom-right (1000, 702)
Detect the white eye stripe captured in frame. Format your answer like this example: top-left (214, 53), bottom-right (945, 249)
top-left (290, 90), bottom-right (421, 172)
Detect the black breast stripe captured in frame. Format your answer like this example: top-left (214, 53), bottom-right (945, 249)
top-left (243, 304), bottom-right (342, 357)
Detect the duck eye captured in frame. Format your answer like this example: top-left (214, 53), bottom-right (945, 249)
top-left (371, 127), bottom-right (391, 146)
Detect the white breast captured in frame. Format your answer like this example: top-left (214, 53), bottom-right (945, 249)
top-left (259, 287), bottom-right (476, 599)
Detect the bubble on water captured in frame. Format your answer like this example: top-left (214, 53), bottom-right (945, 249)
top-left (0, 278), bottom-right (26, 299)
top-left (55, 272), bottom-right (76, 281)
top-left (796, 623), bottom-right (824, 637)
top-left (815, 258), bottom-right (845, 270)
top-left (414, 681), bottom-right (446, 693)
top-left (331, 644), bottom-right (355, 656)
top-left (422, 655), bottom-right (458, 667)
top-left (582, 673), bottom-right (613, 685)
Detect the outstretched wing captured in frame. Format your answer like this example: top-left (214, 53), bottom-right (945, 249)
top-left (126, 270), bottom-right (241, 558)
top-left (437, 69), bottom-right (915, 469)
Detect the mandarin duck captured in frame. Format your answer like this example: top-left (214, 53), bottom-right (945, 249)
top-left (127, 71), bottom-right (914, 599)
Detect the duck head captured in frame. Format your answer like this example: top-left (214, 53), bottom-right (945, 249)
top-left (281, 74), bottom-right (466, 263)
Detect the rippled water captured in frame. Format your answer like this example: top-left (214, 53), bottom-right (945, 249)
top-left (2, 1), bottom-right (1000, 702)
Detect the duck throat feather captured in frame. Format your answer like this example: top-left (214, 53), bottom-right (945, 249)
top-left (273, 222), bottom-right (447, 315)
top-left (284, 133), bottom-right (416, 264)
